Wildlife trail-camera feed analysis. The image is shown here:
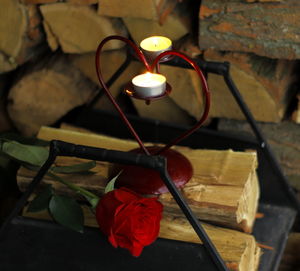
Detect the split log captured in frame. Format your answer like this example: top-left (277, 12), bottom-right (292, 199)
top-left (218, 119), bottom-right (300, 191)
top-left (70, 50), bottom-right (144, 111)
top-left (0, 75), bottom-right (13, 133)
top-left (17, 125), bottom-right (260, 232)
top-left (160, 65), bottom-right (204, 120)
top-left (199, 0), bottom-right (300, 59)
top-left (204, 49), bottom-right (297, 123)
top-left (123, 9), bottom-right (189, 45)
top-left (0, 0), bottom-right (45, 73)
top-left (7, 54), bottom-right (97, 136)
top-left (22, 206), bottom-right (261, 271)
top-left (279, 232), bottom-right (300, 271)
top-left (291, 94), bottom-right (300, 124)
top-left (40, 3), bottom-right (128, 54)
top-left (98, 0), bottom-right (178, 22)
top-left (22, 0), bottom-right (97, 4)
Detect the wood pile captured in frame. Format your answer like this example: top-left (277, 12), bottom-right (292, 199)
top-left (1, 0), bottom-right (300, 269)
top-left (18, 125), bottom-right (261, 271)
top-left (1, 0), bottom-right (299, 131)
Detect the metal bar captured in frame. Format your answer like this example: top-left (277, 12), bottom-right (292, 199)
top-left (158, 163), bottom-right (229, 271)
top-left (88, 52), bottom-right (132, 108)
top-left (223, 65), bottom-right (300, 213)
top-left (40, 140), bottom-right (229, 270)
top-left (0, 141), bottom-right (58, 239)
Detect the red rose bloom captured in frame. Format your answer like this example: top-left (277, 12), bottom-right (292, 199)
top-left (96, 187), bottom-right (163, 257)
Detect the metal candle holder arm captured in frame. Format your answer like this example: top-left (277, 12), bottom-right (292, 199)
top-left (95, 35), bottom-right (210, 156)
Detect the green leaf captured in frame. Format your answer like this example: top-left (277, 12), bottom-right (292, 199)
top-left (0, 133), bottom-right (49, 146)
top-left (49, 195), bottom-right (84, 233)
top-left (1, 141), bottom-right (49, 166)
top-left (27, 185), bottom-right (53, 213)
top-left (104, 171), bottom-right (122, 194)
top-left (51, 161), bottom-right (96, 174)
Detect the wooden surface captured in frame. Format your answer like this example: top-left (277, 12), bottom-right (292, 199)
top-left (17, 125), bottom-right (260, 232)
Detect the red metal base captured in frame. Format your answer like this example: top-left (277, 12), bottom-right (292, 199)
top-left (114, 146), bottom-right (193, 195)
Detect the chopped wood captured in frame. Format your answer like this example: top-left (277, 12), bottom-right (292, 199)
top-left (160, 65), bottom-right (204, 120)
top-left (199, 0), bottom-right (300, 59)
top-left (40, 3), bottom-right (128, 53)
top-left (291, 94), bottom-right (300, 124)
top-left (218, 119), bottom-right (300, 191)
top-left (22, 0), bottom-right (97, 3)
top-left (22, 206), bottom-right (261, 271)
top-left (0, 0), bottom-right (45, 73)
top-left (69, 50), bottom-right (144, 111)
top-left (98, 0), bottom-right (159, 20)
top-left (7, 54), bottom-right (97, 136)
top-left (17, 125), bottom-right (260, 232)
top-left (122, 10), bottom-right (189, 45)
top-left (204, 49), bottom-right (297, 123)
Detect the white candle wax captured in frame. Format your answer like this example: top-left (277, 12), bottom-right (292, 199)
top-left (140, 36), bottom-right (172, 61)
top-left (132, 72), bottom-right (166, 98)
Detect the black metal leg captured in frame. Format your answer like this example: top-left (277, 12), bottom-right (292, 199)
top-left (87, 52), bottom-right (132, 108)
top-left (223, 69), bottom-right (300, 213)
top-left (0, 140), bottom-right (228, 270)
top-left (158, 165), bottom-right (228, 271)
top-left (0, 141), bottom-right (57, 239)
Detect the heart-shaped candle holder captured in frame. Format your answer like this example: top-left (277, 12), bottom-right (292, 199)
top-left (95, 35), bottom-right (210, 195)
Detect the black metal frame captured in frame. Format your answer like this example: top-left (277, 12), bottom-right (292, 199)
top-left (0, 52), bottom-right (299, 271)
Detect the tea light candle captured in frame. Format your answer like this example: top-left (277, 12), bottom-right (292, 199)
top-left (132, 72), bottom-right (166, 98)
top-left (140, 36), bottom-right (172, 62)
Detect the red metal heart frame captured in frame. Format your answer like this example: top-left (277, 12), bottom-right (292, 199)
top-left (95, 35), bottom-right (211, 155)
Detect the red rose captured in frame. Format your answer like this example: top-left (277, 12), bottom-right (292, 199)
top-left (96, 187), bottom-right (163, 257)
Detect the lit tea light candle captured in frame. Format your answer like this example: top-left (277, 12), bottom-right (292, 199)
top-left (140, 36), bottom-right (172, 62)
top-left (132, 72), bottom-right (166, 98)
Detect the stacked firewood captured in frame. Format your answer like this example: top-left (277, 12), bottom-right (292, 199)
top-left (1, 0), bottom-right (300, 270)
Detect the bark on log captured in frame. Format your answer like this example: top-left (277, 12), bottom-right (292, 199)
top-left (40, 3), bottom-right (128, 53)
top-left (0, 0), bottom-right (45, 73)
top-left (199, 0), bottom-right (300, 59)
top-left (17, 125), bottom-right (260, 232)
top-left (7, 54), bottom-right (97, 136)
top-left (22, 206), bottom-right (261, 271)
top-left (218, 119), bottom-right (300, 191)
